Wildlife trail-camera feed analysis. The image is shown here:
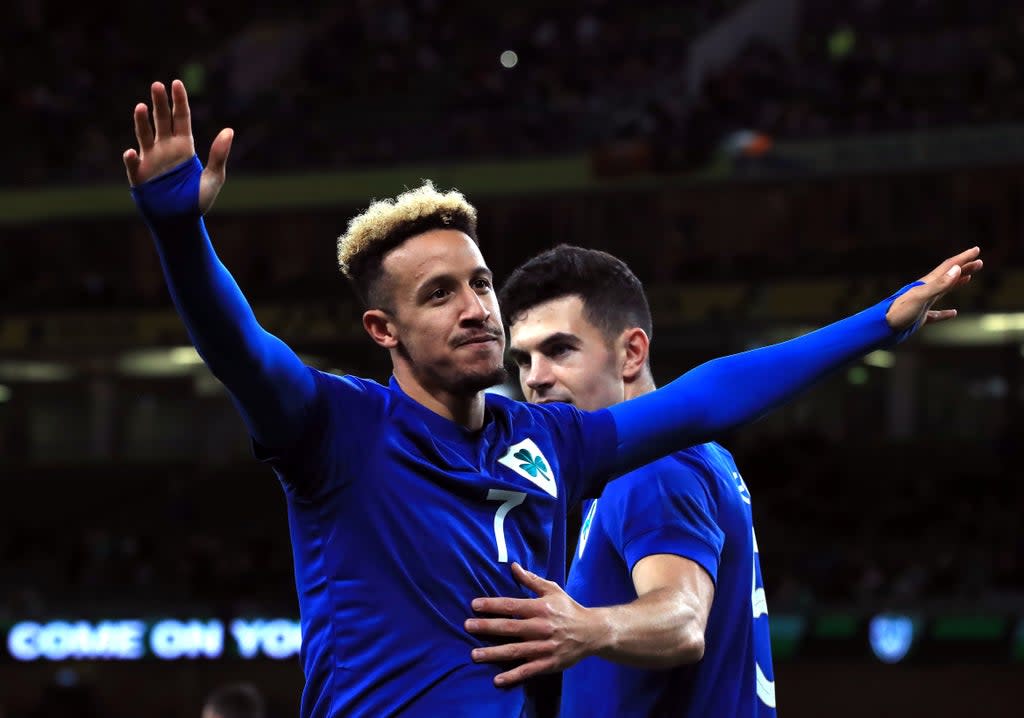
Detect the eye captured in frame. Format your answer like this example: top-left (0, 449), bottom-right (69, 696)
top-left (514, 356), bottom-right (531, 369)
top-left (472, 278), bottom-right (493, 292)
top-left (430, 287), bottom-right (450, 301)
top-left (547, 344), bottom-right (572, 359)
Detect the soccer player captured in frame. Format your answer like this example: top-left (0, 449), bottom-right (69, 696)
top-left (202, 683), bottom-right (266, 718)
top-left (467, 245), bottom-right (778, 716)
top-left (123, 79), bottom-right (979, 718)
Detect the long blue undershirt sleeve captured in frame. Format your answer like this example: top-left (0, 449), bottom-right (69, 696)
top-left (606, 286), bottom-right (918, 477)
top-left (130, 155), bottom-right (316, 449)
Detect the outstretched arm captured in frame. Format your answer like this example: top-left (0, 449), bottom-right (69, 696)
top-left (604, 248), bottom-right (982, 478)
top-left (124, 80), bottom-right (315, 448)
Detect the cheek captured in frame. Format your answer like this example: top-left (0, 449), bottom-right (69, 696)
top-left (578, 372), bottom-right (623, 410)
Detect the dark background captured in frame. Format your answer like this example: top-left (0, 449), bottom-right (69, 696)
top-left (1, 0), bottom-right (1023, 715)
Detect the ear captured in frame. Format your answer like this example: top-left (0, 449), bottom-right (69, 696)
top-left (619, 327), bottom-right (650, 382)
top-left (363, 309), bottom-right (399, 349)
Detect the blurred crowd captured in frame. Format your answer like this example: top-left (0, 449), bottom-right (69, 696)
top-left (0, 470), bottom-right (296, 620)
top-left (2, 436), bottom-right (1021, 621)
top-left (3, 160), bottom-right (1022, 315)
top-left (6, 0), bottom-right (1024, 187)
top-left (742, 431), bottom-right (1024, 613)
top-left (694, 0), bottom-right (1024, 148)
top-left (1, 0), bottom-right (724, 187)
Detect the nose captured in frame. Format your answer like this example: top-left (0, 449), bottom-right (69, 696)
top-left (459, 286), bottom-right (492, 324)
top-left (524, 356), bottom-right (553, 394)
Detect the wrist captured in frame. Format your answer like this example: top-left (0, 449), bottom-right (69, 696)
top-left (131, 155), bottom-right (203, 226)
top-left (586, 606), bottom-right (619, 659)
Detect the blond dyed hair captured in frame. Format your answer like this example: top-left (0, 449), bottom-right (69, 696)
top-left (337, 181), bottom-right (479, 303)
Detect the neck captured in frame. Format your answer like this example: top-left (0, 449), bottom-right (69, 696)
top-left (392, 363), bottom-right (487, 430)
top-left (623, 371), bottom-right (658, 402)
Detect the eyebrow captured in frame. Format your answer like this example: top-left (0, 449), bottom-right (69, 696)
top-left (414, 266), bottom-right (492, 298)
top-left (508, 332), bottom-right (581, 362)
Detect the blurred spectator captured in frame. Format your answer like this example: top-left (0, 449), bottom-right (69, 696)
top-left (202, 683), bottom-right (265, 718)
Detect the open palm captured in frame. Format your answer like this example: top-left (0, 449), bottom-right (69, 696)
top-left (885, 246), bottom-right (983, 331)
top-left (122, 80), bottom-right (233, 214)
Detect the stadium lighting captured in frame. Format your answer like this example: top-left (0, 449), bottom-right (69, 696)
top-left (980, 313), bottom-right (1024, 332)
top-left (869, 614), bottom-right (916, 664)
top-left (863, 350), bottom-right (895, 369)
top-left (847, 366), bottom-right (869, 385)
top-left (0, 360), bottom-right (74, 382)
top-left (118, 347), bottom-right (206, 377)
top-left (168, 346), bottom-right (204, 366)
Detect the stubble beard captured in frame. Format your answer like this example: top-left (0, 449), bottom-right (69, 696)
top-left (396, 341), bottom-right (508, 397)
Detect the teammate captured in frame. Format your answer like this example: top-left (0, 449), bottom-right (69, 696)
top-left (201, 683), bottom-right (266, 718)
top-left (467, 246), bottom-right (777, 716)
top-left (123, 79), bottom-right (980, 717)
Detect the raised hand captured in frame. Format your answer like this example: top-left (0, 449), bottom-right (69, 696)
top-left (465, 563), bottom-right (604, 686)
top-left (886, 246), bottom-right (983, 331)
top-left (122, 80), bottom-right (233, 214)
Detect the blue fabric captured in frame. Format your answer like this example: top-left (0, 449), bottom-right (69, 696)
top-left (562, 443), bottom-right (776, 718)
top-left (131, 156), bottom-right (917, 716)
top-left (131, 156), bottom-right (315, 449)
top-left (258, 372), bottom-right (617, 717)
top-left (606, 282), bottom-right (918, 481)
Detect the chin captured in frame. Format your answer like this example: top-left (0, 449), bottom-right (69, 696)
top-left (450, 364), bottom-right (508, 396)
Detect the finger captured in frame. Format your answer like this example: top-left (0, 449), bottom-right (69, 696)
top-left (133, 103), bottom-right (154, 150)
top-left (151, 81), bottom-right (172, 139)
top-left (464, 617), bottom-right (547, 638)
top-left (494, 657), bottom-right (558, 687)
top-left (170, 79), bottom-right (192, 138)
top-left (922, 263), bottom-right (962, 302)
top-left (471, 595), bottom-right (538, 617)
top-left (206, 127), bottom-right (234, 179)
top-left (921, 247), bottom-right (980, 284)
top-left (123, 149), bottom-right (141, 186)
top-left (923, 308), bottom-right (957, 325)
top-left (471, 639), bottom-right (556, 665)
top-left (511, 563), bottom-right (559, 595)
top-left (512, 564), bottom-right (563, 599)
top-left (960, 259), bottom-right (983, 278)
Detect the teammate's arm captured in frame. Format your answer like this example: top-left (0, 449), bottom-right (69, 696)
top-left (124, 80), bottom-right (315, 448)
top-left (592, 553), bottom-right (713, 668)
top-left (465, 558), bottom-right (712, 684)
top-left (595, 248), bottom-right (982, 481)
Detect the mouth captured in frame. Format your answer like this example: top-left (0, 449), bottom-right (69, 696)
top-left (535, 397), bottom-right (573, 406)
top-left (456, 334), bottom-right (501, 347)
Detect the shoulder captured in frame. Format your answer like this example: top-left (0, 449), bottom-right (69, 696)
top-left (484, 393), bottom-right (597, 430)
top-left (313, 370), bottom-right (386, 394)
top-left (309, 370), bottom-right (393, 420)
top-left (677, 443), bottom-right (738, 475)
top-left (603, 445), bottom-right (724, 503)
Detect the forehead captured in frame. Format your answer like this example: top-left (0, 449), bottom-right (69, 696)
top-left (383, 229), bottom-right (487, 285)
top-left (509, 295), bottom-right (600, 348)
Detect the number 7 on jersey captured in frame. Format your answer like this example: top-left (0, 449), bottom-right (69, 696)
top-left (486, 489), bottom-right (527, 563)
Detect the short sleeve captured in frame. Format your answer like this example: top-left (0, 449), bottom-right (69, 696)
top-left (252, 370), bottom-right (386, 496)
top-left (609, 457), bottom-right (725, 585)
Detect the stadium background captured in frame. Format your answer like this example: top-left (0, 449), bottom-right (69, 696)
top-left (1, 0), bottom-right (1022, 715)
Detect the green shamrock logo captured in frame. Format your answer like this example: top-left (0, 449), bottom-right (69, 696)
top-left (513, 449), bottom-right (549, 480)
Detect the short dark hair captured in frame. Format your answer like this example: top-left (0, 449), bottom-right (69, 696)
top-left (499, 245), bottom-right (653, 342)
top-left (204, 682), bottom-right (265, 718)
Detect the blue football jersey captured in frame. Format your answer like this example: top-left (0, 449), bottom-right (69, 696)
top-left (561, 443), bottom-right (776, 718)
top-left (256, 370), bottom-right (617, 718)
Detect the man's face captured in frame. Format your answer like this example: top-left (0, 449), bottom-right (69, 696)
top-left (382, 229), bottom-right (506, 395)
top-left (509, 295), bottom-right (625, 412)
